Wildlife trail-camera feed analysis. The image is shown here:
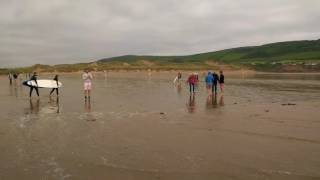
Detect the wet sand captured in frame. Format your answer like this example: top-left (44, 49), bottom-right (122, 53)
top-left (0, 72), bottom-right (320, 180)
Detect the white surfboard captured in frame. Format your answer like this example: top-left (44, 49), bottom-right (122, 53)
top-left (25, 80), bottom-right (62, 88)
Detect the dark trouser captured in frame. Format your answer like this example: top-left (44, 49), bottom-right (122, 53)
top-left (189, 83), bottom-right (195, 93)
top-left (212, 83), bottom-right (218, 94)
top-left (50, 88), bottom-right (59, 95)
top-left (29, 87), bottom-right (39, 97)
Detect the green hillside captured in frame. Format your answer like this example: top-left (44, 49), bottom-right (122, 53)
top-left (2, 39), bottom-right (320, 74)
top-left (98, 39), bottom-right (320, 71)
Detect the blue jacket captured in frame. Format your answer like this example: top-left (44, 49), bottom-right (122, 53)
top-left (205, 73), bottom-right (214, 84)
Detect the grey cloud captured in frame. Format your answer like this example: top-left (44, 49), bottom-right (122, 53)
top-left (0, 0), bottom-right (319, 67)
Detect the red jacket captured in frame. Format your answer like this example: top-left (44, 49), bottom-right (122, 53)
top-left (187, 74), bottom-right (197, 84)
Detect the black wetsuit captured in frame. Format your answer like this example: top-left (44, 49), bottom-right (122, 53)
top-left (212, 73), bottom-right (219, 94)
top-left (29, 75), bottom-right (39, 97)
top-left (50, 76), bottom-right (59, 96)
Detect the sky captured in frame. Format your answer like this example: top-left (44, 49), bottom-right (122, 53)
top-left (0, 0), bottom-right (320, 67)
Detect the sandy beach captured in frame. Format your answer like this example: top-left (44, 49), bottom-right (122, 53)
top-left (0, 72), bottom-right (320, 180)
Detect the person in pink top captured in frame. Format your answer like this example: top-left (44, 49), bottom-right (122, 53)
top-left (82, 69), bottom-right (93, 101)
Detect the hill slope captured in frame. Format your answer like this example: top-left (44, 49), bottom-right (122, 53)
top-left (98, 39), bottom-right (320, 71)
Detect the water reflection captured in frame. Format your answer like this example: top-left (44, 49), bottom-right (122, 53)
top-left (49, 96), bottom-right (60, 114)
top-left (175, 82), bottom-right (182, 94)
top-left (28, 99), bottom-right (40, 114)
top-left (84, 99), bottom-right (96, 121)
top-left (187, 94), bottom-right (196, 113)
top-left (206, 94), bottom-right (224, 109)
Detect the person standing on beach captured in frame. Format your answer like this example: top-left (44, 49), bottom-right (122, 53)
top-left (29, 72), bottom-right (39, 98)
top-left (8, 73), bottom-right (13, 85)
top-left (205, 72), bottom-right (214, 94)
top-left (50, 75), bottom-right (59, 96)
top-left (219, 70), bottom-right (225, 93)
top-left (212, 72), bottom-right (219, 94)
top-left (187, 73), bottom-right (197, 93)
top-left (173, 72), bottom-right (182, 84)
top-left (82, 69), bottom-right (93, 101)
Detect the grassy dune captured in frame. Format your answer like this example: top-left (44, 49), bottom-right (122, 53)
top-left (2, 39), bottom-right (320, 74)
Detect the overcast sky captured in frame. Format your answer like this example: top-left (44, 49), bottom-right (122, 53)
top-left (0, 0), bottom-right (319, 67)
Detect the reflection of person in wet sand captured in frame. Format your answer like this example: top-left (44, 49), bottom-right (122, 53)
top-left (29, 99), bottom-right (40, 114)
top-left (175, 83), bottom-right (182, 94)
top-left (49, 96), bottom-right (60, 113)
top-left (187, 94), bottom-right (196, 113)
top-left (84, 100), bottom-right (96, 121)
top-left (84, 99), bottom-right (91, 113)
top-left (219, 95), bottom-right (225, 106)
top-left (212, 93), bottom-right (218, 107)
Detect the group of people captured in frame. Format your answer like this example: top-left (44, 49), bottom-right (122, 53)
top-left (175, 71), bottom-right (224, 94)
top-left (10, 70), bottom-right (93, 100)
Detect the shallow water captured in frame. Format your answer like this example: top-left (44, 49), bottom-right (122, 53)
top-left (0, 72), bottom-right (320, 180)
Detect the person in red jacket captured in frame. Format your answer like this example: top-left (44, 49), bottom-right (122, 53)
top-left (187, 73), bottom-right (197, 93)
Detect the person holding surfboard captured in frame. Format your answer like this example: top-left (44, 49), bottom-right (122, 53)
top-left (82, 69), bottom-right (93, 101)
top-left (29, 72), bottom-right (39, 98)
top-left (50, 75), bottom-right (59, 96)
top-left (8, 73), bottom-right (13, 85)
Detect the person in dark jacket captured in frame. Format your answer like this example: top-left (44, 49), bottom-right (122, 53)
top-left (29, 72), bottom-right (39, 98)
top-left (212, 72), bottom-right (219, 94)
top-left (219, 70), bottom-right (225, 93)
top-left (8, 73), bottom-right (13, 85)
top-left (50, 75), bottom-right (59, 96)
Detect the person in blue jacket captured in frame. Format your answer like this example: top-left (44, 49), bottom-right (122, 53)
top-left (205, 72), bottom-right (214, 94)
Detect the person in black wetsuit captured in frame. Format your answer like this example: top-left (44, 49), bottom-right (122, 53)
top-left (29, 72), bottom-right (39, 98)
top-left (50, 75), bottom-right (59, 96)
top-left (212, 72), bottom-right (219, 94)
top-left (8, 73), bottom-right (13, 85)
top-left (219, 70), bottom-right (225, 93)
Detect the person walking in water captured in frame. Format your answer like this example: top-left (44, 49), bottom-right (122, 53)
top-left (219, 70), bottom-right (225, 93)
top-left (50, 74), bottom-right (59, 96)
top-left (187, 73), bottom-right (197, 94)
top-left (212, 72), bottom-right (219, 95)
top-left (82, 69), bottom-right (93, 101)
top-left (29, 72), bottom-right (39, 98)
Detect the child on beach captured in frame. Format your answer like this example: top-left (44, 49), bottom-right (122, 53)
top-left (82, 69), bottom-right (93, 101)
top-left (173, 72), bottom-right (182, 84)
